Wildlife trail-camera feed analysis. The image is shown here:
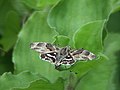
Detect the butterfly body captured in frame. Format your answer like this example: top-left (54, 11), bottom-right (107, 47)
top-left (30, 42), bottom-right (96, 69)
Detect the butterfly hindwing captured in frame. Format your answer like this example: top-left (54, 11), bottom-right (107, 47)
top-left (40, 52), bottom-right (57, 64)
top-left (60, 53), bottom-right (75, 65)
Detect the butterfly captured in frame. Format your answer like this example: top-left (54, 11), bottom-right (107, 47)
top-left (30, 42), bottom-right (96, 69)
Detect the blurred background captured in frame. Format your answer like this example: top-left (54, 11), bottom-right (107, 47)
top-left (0, 0), bottom-right (33, 74)
top-left (0, 0), bottom-right (120, 89)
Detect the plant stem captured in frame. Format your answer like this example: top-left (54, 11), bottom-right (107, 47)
top-left (66, 71), bottom-right (89, 90)
top-left (66, 72), bottom-right (77, 90)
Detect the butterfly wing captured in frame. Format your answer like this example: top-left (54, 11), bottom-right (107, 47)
top-left (71, 48), bottom-right (96, 61)
top-left (30, 42), bottom-right (96, 70)
top-left (40, 52), bottom-right (57, 64)
top-left (60, 53), bottom-right (76, 65)
top-left (30, 42), bottom-right (59, 63)
top-left (30, 42), bottom-right (59, 54)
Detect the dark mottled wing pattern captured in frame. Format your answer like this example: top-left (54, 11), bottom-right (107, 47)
top-left (30, 42), bottom-right (58, 53)
top-left (60, 54), bottom-right (75, 65)
top-left (40, 52), bottom-right (57, 64)
top-left (30, 42), bottom-right (58, 64)
top-left (71, 48), bottom-right (96, 61)
top-left (30, 42), bottom-right (96, 69)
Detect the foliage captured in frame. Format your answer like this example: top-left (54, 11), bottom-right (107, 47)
top-left (0, 0), bottom-right (120, 90)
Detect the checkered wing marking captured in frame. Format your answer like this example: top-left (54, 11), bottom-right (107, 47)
top-left (60, 54), bottom-right (76, 65)
top-left (30, 42), bottom-right (96, 69)
top-left (30, 42), bottom-right (59, 64)
top-left (30, 42), bottom-right (59, 54)
top-left (71, 48), bottom-right (96, 61)
top-left (40, 52), bottom-right (57, 64)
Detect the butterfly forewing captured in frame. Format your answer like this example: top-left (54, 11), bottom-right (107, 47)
top-left (30, 42), bottom-right (58, 54)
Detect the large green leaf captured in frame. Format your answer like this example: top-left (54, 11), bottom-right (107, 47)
top-left (14, 78), bottom-right (64, 90)
top-left (21, 0), bottom-right (59, 10)
top-left (60, 20), bottom-right (107, 78)
top-left (0, 0), bottom-right (31, 52)
top-left (70, 53), bottom-right (107, 78)
top-left (0, 11), bottom-right (20, 51)
top-left (74, 20), bottom-right (105, 53)
top-left (48, 0), bottom-right (112, 38)
top-left (75, 11), bottom-right (120, 90)
top-left (0, 71), bottom-right (44, 90)
top-left (0, 0), bottom-right (21, 51)
top-left (47, 0), bottom-right (116, 89)
top-left (0, 0), bottom-right (14, 27)
top-left (103, 11), bottom-right (120, 90)
top-left (13, 11), bottom-right (65, 82)
top-left (75, 34), bottom-right (120, 90)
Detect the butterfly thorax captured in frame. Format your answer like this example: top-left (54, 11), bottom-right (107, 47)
top-left (55, 46), bottom-right (71, 66)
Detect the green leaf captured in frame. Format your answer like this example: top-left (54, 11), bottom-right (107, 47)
top-left (75, 34), bottom-right (120, 90)
top-left (70, 53), bottom-right (107, 78)
top-left (47, 0), bottom-right (109, 75)
top-left (48, 0), bottom-right (112, 38)
top-left (75, 11), bottom-right (120, 90)
top-left (14, 78), bottom-right (64, 90)
top-left (0, 0), bottom-right (31, 52)
top-left (74, 20), bottom-right (105, 53)
top-left (47, 0), bottom-right (109, 79)
top-left (13, 0), bottom-right (32, 16)
top-left (0, 0), bottom-right (14, 26)
top-left (54, 35), bottom-right (70, 47)
top-left (111, 0), bottom-right (120, 12)
top-left (103, 11), bottom-right (120, 90)
top-left (13, 11), bottom-right (64, 82)
top-left (0, 0), bottom-right (21, 51)
top-left (0, 11), bottom-right (20, 51)
top-left (21, 0), bottom-right (59, 10)
top-left (52, 21), bottom-right (107, 76)
top-left (0, 71), bottom-right (45, 90)
top-left (104, 34), bottom-right (120, 90)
